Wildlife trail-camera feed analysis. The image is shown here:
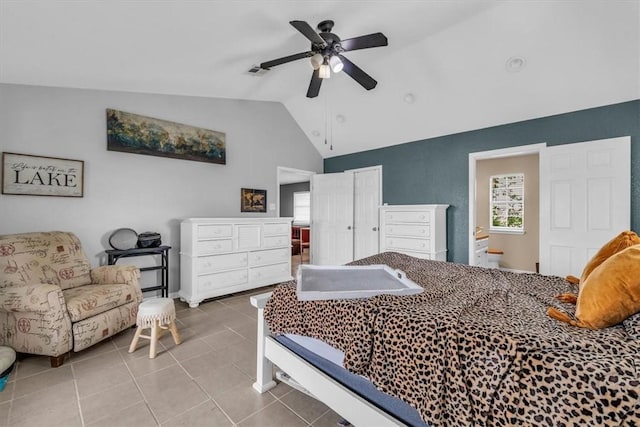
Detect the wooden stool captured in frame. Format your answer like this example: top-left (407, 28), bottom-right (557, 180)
top-left (129, 298), bottom-right (181, 358)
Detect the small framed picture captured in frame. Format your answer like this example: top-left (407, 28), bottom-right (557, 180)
top-left (2, 152), bottom-right (84, 197)
top-left (241, 188), bottom-right (267, 213)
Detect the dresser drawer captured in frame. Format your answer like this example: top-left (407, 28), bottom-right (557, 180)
top-left (249, 248), bottom-right (289, 266)
top-left (198, 224), bottom-right (233, 239)
top-left (383, 210), bottom-right (431, 223)
top-left (384, 237), bottom-right (431, 252)
top-left (263, 235), bottom-right (289, 248)
top-left (475, 238), bottom-right (489, 252)
top-left (249, 262), bottom-right (290, 282)
top-left (196, 239), bottom-right (233, 254)
top-left (197, 269), bottom-right (248, 291)
top-left (196, 252), bottom-right (248, 274)
top-left (263, 223), bottom-right (289, 236)
top-left (385, 224), bottom-right (430, 238)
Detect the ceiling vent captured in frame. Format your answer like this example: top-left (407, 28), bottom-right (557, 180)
top-left (246, 65), bottom-right (269, 76)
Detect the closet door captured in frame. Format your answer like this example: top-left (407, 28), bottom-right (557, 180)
top-left (353, 168), bottom-right (381, 259)
top-left (539, 136), bottom-right (630, 276)
top-left (311, 172), bottom-right (354, 265)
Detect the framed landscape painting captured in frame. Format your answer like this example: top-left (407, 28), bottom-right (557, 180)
top-left (241, 188), bottom-right (267, 213)
top-left (106, 109), bottom-right (226, 164)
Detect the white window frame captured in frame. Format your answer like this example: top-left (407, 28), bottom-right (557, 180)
top-left (489, 173), bottom-right (525, 234)
top-left (293, 191), bottom-right (310, 226)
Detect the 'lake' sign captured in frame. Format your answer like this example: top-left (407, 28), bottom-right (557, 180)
top-left (2, 152), bottom-right (84, 197)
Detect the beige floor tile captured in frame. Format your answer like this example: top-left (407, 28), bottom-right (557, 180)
top-left (267, 381), bottom-right (293, 399)
top-left (136, 365), bottom-right (208, 423)
top-left (71, 349), bottom-right (123, 377)
top-left (238, 401), bottom-right (307, 427)
top-left (194, 364), bottom-right (252, 399)
top-left (159, 325), bottom-right (196, 345)
top-left (70, 338), bottom-right (118, 363)
top-left (0, 401), bottom-right (9, 427)
top-left (225, 299), bottom-right (257, 317)
top-left (174, 306), bottom-right (205, 319)
top-left (111, 326), bottom-right (139, 349)
top-left (178, 316), bottom-right (228, 338)
top-left (14, 354), bottom-right (55, 380)
top-left (232, 353), bottom-right (257, 380)
top-left (87, 401), bottom-right (157, 427)
top-left (12, 365), bottom-right (73, 399)
top-left (195, 300), bottom-right (229, 314)
top-left (280, 389), bottom-right (330, 424)
top-left (79, 380), bottom-right (143, 424)
top-left (9, 380), bottom-right (80, 427)
top-left (230, 322), bottom-right (258, 342)
top-left (161, 400), bottom-right (232, 427)
top-left (201, 329), bottom-right (247, 352)
top-left (213, 383), bottom-right (275, 423)
top-left (0, 379), bottom-right (13, 403)
top-left (124, 350), bottom-right (177, 378)
top-left (166, 337), bottom-right (212, 362)
top-left (75, 360), bottom-right (133, 397)
top-left (176, 312), bottom-right (214, 329)
top-left (179, 350), bottom-right (232, 378)
top-left (310, 409), bottom-right (345, 427)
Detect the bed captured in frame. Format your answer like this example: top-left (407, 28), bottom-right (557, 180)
top-left (251, 252), bottom-right (640, 426)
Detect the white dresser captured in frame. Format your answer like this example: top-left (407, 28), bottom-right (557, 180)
top-left (180, 218), bottom-right (293, 307)
top-left (474, 235), bottom-right (489, 267)
top-left (379, 205), bottom-right (449, 261)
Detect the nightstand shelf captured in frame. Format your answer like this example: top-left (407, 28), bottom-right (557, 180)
top-left (106, 246), bottom-right (170, 297)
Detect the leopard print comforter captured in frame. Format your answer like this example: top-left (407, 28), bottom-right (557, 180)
top-left (264, 252), bottom-right (640, 426)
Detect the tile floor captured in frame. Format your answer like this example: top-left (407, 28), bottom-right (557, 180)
top-left (0, 267), bottom-right (343, 427)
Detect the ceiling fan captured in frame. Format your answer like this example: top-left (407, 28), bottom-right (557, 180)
top-left (259, 20), bottom-right (388, 98)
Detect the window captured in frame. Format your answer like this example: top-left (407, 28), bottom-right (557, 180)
top-left (490, 173), bottom-right (524, 233)
top-left (293, 191), bottom-right (310, 225)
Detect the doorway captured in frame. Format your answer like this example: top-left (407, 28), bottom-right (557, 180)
top-left (468, 144), bottom-right (546, 271)
top-left (277, 167), bottom-right (315, 275)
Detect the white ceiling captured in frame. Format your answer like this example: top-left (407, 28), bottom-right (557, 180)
top-left (1, 1), bottom-right (638, 158)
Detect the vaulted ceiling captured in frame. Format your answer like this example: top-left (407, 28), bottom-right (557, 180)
top-left (1, 1), bottom-right (638, 158)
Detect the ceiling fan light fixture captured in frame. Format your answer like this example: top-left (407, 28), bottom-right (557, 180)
top-left (310, 53), bottom-right (324, 70)
top-left (319, 63), bottom-right (331, 79)
top-left (329, 55), bottom-right (343, 73)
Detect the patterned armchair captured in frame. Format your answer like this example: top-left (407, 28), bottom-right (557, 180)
top-left (0, 231), bottom-right (143, 367)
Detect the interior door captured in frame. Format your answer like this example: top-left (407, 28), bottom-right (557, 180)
top-left (311, 172), bottom-right (354, 265)
top-left (539, 136), bottom-right (630, 276)
top-left (353, 168), bottom-right (381, 259)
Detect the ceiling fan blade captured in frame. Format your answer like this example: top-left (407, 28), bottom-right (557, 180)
top-left (290, 20), bottom-right (327, 47)
top-left (306, 69), bottom-right (322, 98)
top-left (338, 55), bottom-right (377, 90)
top-left (260, 51), bottom-right (313, 69)
top-left (340, 32), bottom-right (388, 52)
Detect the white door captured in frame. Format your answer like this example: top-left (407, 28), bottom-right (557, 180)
top-left (539, 136), bottom-right (630, 276)
top-left (353, 168), bottom-right (381, 259)
top-left (311, 172), bottom-right (354, 265)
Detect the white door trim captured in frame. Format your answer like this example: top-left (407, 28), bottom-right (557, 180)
top-left (276, 166), bottom-right (316, 219)
top-left (468, 143), bottom-right (546, 266)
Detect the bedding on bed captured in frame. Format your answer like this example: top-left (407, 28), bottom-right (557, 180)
top-left (264, 252), bottom-right (640, 426)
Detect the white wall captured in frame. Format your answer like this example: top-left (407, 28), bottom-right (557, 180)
top-left (0, 84), bottom-right (323, 294)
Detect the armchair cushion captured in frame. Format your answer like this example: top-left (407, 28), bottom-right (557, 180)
top-left (0, 231), bottom-right (91, 290)
top-left (63, 284), bottom-right (137, 322)
top-left (0, 284), bottom-right (60, 313)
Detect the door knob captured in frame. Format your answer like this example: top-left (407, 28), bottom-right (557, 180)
top-left (347, 226), bottom-right (352, 230)
top-left (372, 227), bottom-right (378, 231)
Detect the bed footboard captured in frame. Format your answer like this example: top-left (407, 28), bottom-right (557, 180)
top-left (250, 292), bottom-right (277, 393)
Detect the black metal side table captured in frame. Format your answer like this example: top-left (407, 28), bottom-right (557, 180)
top-left (106, 246), bottom-right (170, 297)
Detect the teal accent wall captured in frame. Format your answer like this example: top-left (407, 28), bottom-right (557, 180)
top-left (324, 100), bottom-right (640, 264)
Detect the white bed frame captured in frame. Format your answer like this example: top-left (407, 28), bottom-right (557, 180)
top-left (250, 292), bottom-right (409, 427)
